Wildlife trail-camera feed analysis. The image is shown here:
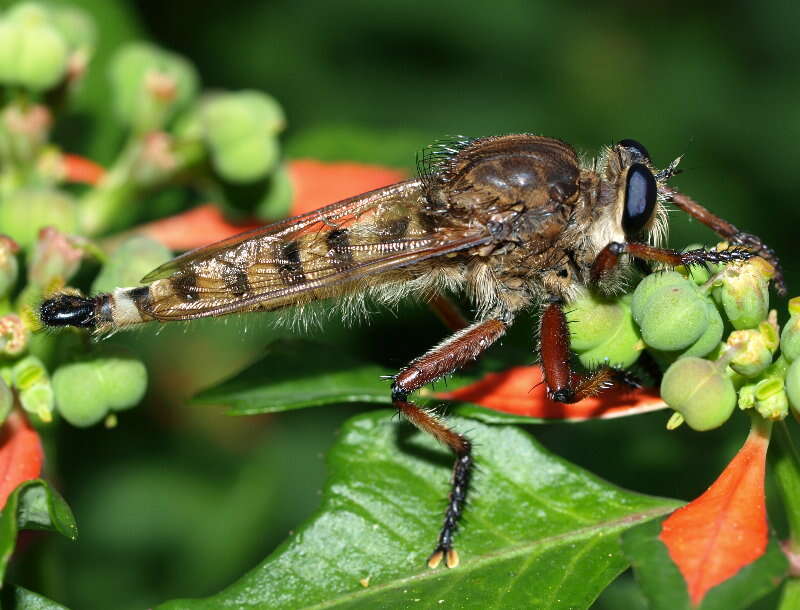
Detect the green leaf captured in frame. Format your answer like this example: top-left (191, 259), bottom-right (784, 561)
top-left (158, 411), bottom-right (678, 609)
top-left (0, 479), bottom-right (78, 582)
top-left (1, 584), bottom-right (68, 610)
top-left (192, 340), bottom-right (393, 414)
top-left (622, 517), bottom-right (788, 610)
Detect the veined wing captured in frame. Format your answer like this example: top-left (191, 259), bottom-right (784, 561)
top-left (135, 179), bottom-right (491, 321)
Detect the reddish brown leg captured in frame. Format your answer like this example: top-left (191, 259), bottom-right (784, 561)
top-left (391, 318), bottom-right (507, 568)
top-left (590, 241), bottom-right (754, 285)
top-left (426, 292), bottom-right (469, 332)
top-left (540, 302), bottom-right (631, 403)
top-left (663, 187), bottom-right (786, 295)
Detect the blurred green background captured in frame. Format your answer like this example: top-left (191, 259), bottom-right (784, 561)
top-left (6, 0), bottom-right (799, 608)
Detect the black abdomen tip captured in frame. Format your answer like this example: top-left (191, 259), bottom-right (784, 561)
top-left (40, 294), bottom-right (98, 329)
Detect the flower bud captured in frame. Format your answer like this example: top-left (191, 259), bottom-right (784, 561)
top-left (631, 271), bottom-right (690, 325)
top-left (0, 4), bottom-right (69, 92)
top-left (638, 284), bottom-right (708, 352)
top-left (201, 91), bottom-right (284, 183)
top-left (0, 187), bottom-right (77, 248)
top-left (0, 314), bottom-right (29, 356)
top-left (27, 227), bottom-right (83, 289)
top-left (53, 357), bottom-right (148, 427)
top-left (660, 357), bottom-right (737, 431)
top-left (786, 359), bottom-right (800, 420)
top-left (727, 328), bottom-right (774, 378)
top-left (0, 236), bottom-right (20, 299)
top-left (780, 298), bottom-right (800, 362)
top-left (91, 236), bottom-right (171, 294)
top-left (753, 377), bottom-right (788, 420)
top-left (713, 258), bottom-right (771, 330)
top-left (109, 42), bottom-right (198, 132)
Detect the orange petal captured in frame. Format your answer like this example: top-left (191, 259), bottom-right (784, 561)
top-left (288, 160), bottom-right (406, 217)
top-left (436, 365), bottom-right (666, 420)
top-left (135, 204), bottom-right (263, 251)
top-left (0, 409), bottom-right (44, 508)
top-left (61, 153), bottom-right (106, 185)
top-left (133, 161), bottom-right (407, 251)
top-left (659, 421), bottom-right (770, 605)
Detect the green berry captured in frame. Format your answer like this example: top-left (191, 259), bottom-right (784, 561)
top-left (787, 359), bottom-right (800, 419)
top-left (631, 271), bottom-right (689, 325)
top-left (639, 284), bottom-right (708, 351)
top-left (660, 357), bottom-right (737, 431)
top-left (109, 42), bottom-right (198, 131)
top-left (0, 188), bottom-right (77, 248)
top-left (53, 357), bottom-right (148, 427)
top-left (92, 236), bottom-right (171, 293)
top-left (680, 299), bottom-right (724, 358)
top-left (202, 91), bottom-right (285, 183)
top-left (95, 358), bottom-right (147, 411)
top-left (565, 293), bottom-right (626, 352)
top-left (781, 315), bottom-right (800, 363)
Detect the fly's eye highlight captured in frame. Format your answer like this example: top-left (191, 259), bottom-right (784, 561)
top-left (618, 139), bottom-right (650, 163)
top-left (623, 163), bottom-right (657, 236)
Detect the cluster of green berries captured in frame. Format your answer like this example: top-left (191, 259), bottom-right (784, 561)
top-left (0, 231), bottom-right (158, 428)
top-left (567, 247), bottom-right (794, 431)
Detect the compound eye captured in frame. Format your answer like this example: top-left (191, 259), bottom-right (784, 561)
top-left (623, 163), bottom-right (657, 236)
top-left (617, 139), bottom-right (650, 163)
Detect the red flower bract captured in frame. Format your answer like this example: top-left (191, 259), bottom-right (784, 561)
top-left (659, 420), bottom-right (770, 605)
top-left (0, 409), bottom-right (44, 509)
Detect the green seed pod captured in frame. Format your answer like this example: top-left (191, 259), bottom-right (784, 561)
top-left (660, 357), bottom-right (737, 431)
top-left (680, 299), bottom-right (724, 358)
top-left (639, 284), bottom-right (708, 352)
top-left (92, 236), bottom-right (171, 294)
top-left (786, 359), bottom-right (800, 419)
top-left (631, 271), bottom-right (690, 325)
top-left (0, 236), bottom-right (19, 299)
top-left (575, 304), bottom-right (642, 369)
top-left (201, 91), bottom-right (285, 183)
top-left (565, 293), bottom-right (626, 352)
top-left (0, 376), bottom-right (11, 424)
top-left (0, 4), bottom-right (69, 92)
top-left (109, 42), bottom-right (198, 132)
top-left (727, 329), bottom-right (774, 378)
top-left (713, 258), bottom-right (771, 330)
top-left (754, 377), bottom-right (789, 420)
top-left (0, 188), bottom-right (77, 248)
top-left (780, 303), bottom-right (800, 362)
top-left (53, 357), bottom-right (147, 427)
top-left (53, 362), bottom-right (106, 427)
top-left (49, 5), bottom-right (95, 55)
top-left (96, 358), bottom-right (147, 411)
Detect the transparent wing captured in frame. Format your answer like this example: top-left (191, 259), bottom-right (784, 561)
top-left (137, 179), bottom-right (491, 321)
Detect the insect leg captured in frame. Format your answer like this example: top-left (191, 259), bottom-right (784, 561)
top-left (589, 241), bottom-right (755, 285)
top-left (426, 292), bottom-right (469, 332)
top-left (391, 318), bottom-right (507, 569)
top-left (539, 301), bottom-right (624, 403)
top-left (663, 187), bottom-right (786, 294)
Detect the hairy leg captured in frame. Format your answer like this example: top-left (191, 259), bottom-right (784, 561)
top-left (391, 318), bottom-right (507, 568)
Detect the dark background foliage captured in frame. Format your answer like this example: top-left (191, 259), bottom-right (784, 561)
top-left (7, 0), bottom-right (799, 608)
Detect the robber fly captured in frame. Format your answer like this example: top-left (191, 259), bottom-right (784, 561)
top-left (39, 134), bottom-right (785, 569)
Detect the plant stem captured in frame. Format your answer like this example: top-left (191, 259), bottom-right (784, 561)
top-left (773, 420), bottom-right (800, 553)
